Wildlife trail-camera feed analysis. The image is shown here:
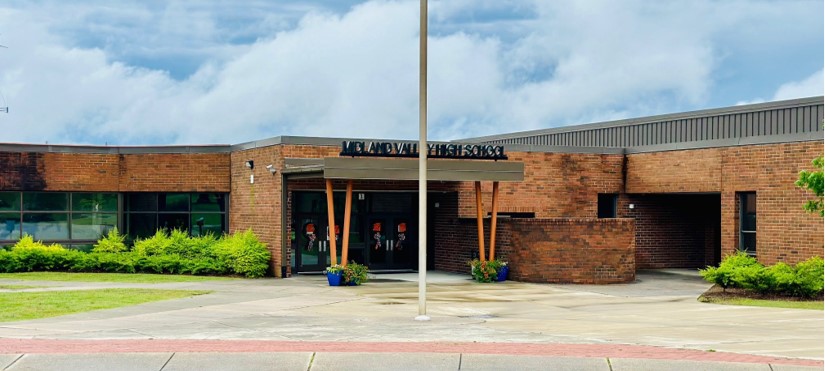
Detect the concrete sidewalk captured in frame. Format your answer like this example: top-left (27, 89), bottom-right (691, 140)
top-left (1, 351), bottom-right (820, 371)
top-left (0, 270), bottom-right (821, 370)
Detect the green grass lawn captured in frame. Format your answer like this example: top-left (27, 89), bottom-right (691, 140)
top-left (0, 284), bottom-right (44, 290)
top-left (0, 272), bottom-right (235, 283)
top-left (700, 296), bottom-right (824, 310)
top-left (0, 288), bottom-right (211, 322)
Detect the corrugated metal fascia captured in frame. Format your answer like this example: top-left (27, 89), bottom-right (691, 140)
top-left (625, 132), bottom-right (823, 154)
top-left (464, 96), bottom-right (824, 143)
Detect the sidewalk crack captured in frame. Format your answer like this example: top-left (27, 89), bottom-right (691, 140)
top-left (159, 352), bottom-right (175, 371)
top-left (3, 354), bottom-right (24, 371)
top-left (306, 352), bottom-right (316, 371)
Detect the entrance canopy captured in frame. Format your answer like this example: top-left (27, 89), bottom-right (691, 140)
top-left (284, 157), bottom-right (524, 182)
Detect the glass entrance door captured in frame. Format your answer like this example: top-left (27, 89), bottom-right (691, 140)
top-left (291, 191), bottom-right (418, 273)
top-left (365, 215), bottom-right (417, 270)
top-left (294, 214), bottom-right (342, 272)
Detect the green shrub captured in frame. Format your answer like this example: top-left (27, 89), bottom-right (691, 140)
top-left (93, 252), bottom-right (136, 273)
top-left (766, 262), bottom-right (796, 295)
top-left (700, 252), bottom-right (761, 289)
top-left (468, 259), bottom-right (497, 283)
top-left (10, 235), bottom-right (74, 271)
top-left (736, 264), bottom-right (773, 294)
top-left (213, 229), bottom-right (270, 278)
top-left (92, 228), bottom-right (127, 253)
top-left (343, 262), bottom-right (369, 285)
top-left (133, 230), bottom-right (172, 256)
top-left (794, 256), bottom-right (824, 298)
top-left (701, 253), bottom-right (824, 298)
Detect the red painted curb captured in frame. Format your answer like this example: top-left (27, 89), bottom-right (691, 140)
top-left (0, 339), bottom-right (820, 367)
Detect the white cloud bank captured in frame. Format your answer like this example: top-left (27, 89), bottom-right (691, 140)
top-left (0, 0), bottom-right (821, 145)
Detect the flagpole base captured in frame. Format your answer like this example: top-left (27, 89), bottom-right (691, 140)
top-left (414, 315), bottom-right (431, 321)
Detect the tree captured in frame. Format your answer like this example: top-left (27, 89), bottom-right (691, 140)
top-left (795, 156), bottom-right (824, 217)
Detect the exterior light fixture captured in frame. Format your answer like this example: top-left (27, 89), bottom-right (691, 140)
top-left (245, 160), bottom-right (254, 169)
top-left (266, 164), bottom-right (276, 174)
top-left (629, 203), bottom-right (635, 210)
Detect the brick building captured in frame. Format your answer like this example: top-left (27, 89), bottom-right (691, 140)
top-left (0, 97), bottom-right (822, 283)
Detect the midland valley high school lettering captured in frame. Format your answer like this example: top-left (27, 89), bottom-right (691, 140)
top-left (340, 141), bottom-right (508, 160)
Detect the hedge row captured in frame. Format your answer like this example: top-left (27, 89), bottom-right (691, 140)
top-left (700, 252), bottom-right (824, 298)
top-left (0, 229), bottom-right (271, 278)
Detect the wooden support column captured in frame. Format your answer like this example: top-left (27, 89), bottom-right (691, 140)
top-left (341, 180), bottom-right (353, 266)
top-left (324, 179), bottom-right (338, 266)
top-left (488, 181), bottom-right (499, 261)
top-left (474, 181), bottom-right (486, 261)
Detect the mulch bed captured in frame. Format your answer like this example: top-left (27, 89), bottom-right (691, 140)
top-left (699, 284), bottom-right (824, 302)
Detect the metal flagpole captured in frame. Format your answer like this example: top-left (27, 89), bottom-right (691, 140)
top-left (415, 0), bottom-right (430, 322)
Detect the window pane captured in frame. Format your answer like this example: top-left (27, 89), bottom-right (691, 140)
top-left (296, 193), bottom-right (325, 213)
top-left (127, 193), bottom-right (157, 212)
top-left (191, 213), bottom-right (225, 236)
top-left (23, 213), bottom-right (69, 240)
top-left (598, 194), bottom-right (617, 218)
top-left (159, 194), bottom-right (189, 212)
top-left (23, 193), bottom-right (68, 211)
top-left (71, 213), bottom-right (117, 240)
top-left (741, 233), bottom-right (756, 253)
top-left (72, 193), bottom-right (117, 212)
top-left (743, 194), bottom-right (757, 213)
top-left (191, 193), bottom-right (226, 212)
top-left (159, 213), bottom-right (189, 232)
top-left (741, 193), bottom-right (756, 231)
top-left (0, 192), bottom-right (21, 211)
top-left (0, 213), bottom-right (21, 240)
top-left (128, 213), bottom-right (157, 240)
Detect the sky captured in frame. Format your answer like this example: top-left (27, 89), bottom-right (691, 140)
top-left (0, 0), bottom-right (822, 146)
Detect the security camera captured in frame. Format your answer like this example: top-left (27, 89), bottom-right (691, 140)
top-left (245, 160), bottom-right (254, 169)
top-left (266, 164), bottom-right (276, 174)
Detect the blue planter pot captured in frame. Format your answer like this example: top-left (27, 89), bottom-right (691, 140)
top-left (326, 271), bottom-right (343, 286)
top-left (496, 266), bottom-right (509, 282)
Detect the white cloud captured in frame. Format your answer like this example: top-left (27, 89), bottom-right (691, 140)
top-left (773, 70), bottom-right (823, 101)
top-left (0, 0), bottom-right (821, 145)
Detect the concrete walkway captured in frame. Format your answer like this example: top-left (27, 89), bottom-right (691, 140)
top-left (0, 270), bottom-right (821, 370)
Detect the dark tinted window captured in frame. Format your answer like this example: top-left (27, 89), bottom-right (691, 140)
top-left (23, 193), bottom-right (68, 211)
top-left (597, 194), bottom-right (617, 218)
top-left (159, 194), bottom-right (189, 212)
top-left (127, 193), bottom-right (157, 212)
top-left (0, 192), bottom-right (20, 211)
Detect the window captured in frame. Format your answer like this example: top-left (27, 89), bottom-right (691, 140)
top-left (0, 192), bottom-right (117, 245)
top-left (598, 194), bottom-right (618, 218)
top-left (739, 192), bottom-right (756, 254)
top-left (125, 193), bottom-right (228, 239)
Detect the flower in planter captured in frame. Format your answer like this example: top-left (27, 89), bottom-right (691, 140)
top-left (325, 264), bottom-right (344, 275)
top-left (468, 259), bottom-right (509, 283)
top-left (343, 261), bottom-right (369, 285)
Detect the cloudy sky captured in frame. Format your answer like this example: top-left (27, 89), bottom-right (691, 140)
top-left (0, 0), bottom-right (821, 145)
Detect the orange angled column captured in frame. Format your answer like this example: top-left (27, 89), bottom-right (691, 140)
top-left (341, 180), bottom-right (354, 266)
top-left (475, 181), bottom-right (486, 261)
top-left (325, 179), bottom-right (338, 266)
top-left (488, 181), bottom-right (499, 261)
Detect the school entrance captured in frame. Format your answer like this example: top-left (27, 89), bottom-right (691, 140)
top-left (292, 191), bottom-right (418, 273)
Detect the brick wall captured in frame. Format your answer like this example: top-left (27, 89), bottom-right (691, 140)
top-left (435, 215), bottom-right (635, 284)
top-left (626, 148), bottom-right (722, 193)
top-left (619, 194), bottom-right (720, 269)
top-left (625, 141), bottom-right (822, 265)
top-left (720, 142), bottom-right (823, 264)
top-left (0, 151), bottom-right (230, 192)
top-left (229, 146), bottom-right (283, 276)
top-left (456, 152), bottom-right (624, 218)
